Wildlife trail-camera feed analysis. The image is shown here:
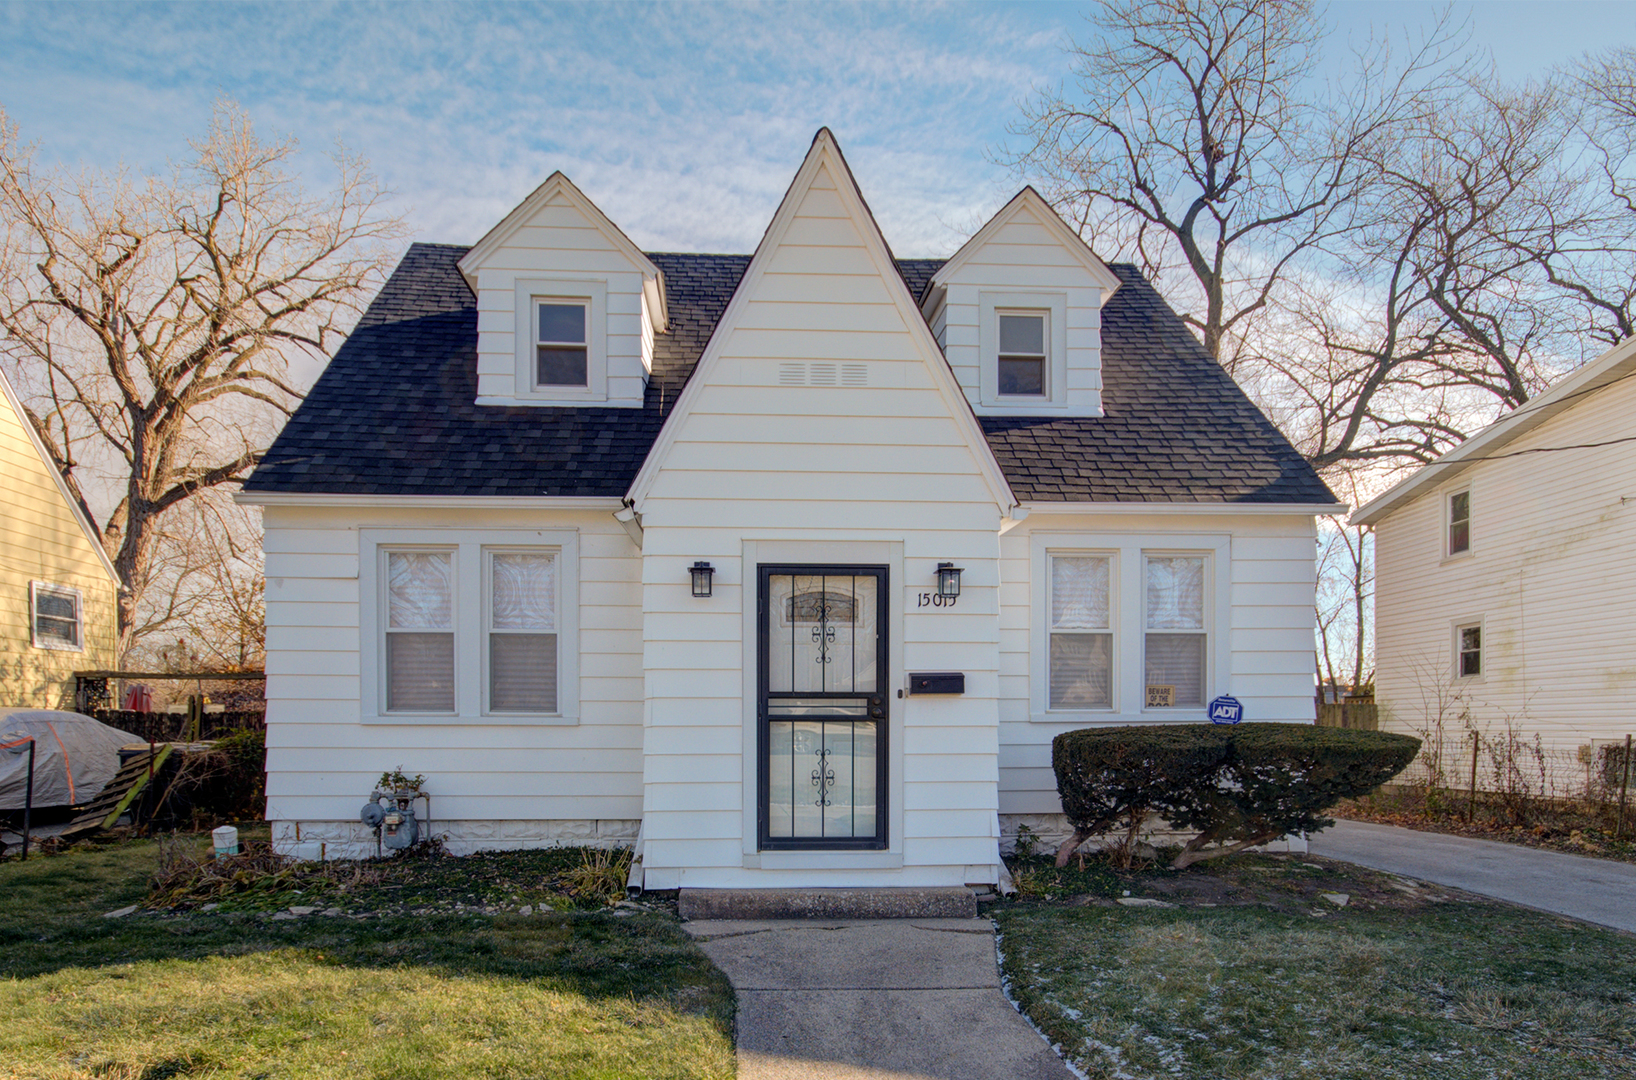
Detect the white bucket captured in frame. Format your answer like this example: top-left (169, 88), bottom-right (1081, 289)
top-left (212, 825), bottom-right (240, 859)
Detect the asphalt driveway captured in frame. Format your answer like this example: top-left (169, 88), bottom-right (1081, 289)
top-left (1310, 817), bottom-right (1636, 933)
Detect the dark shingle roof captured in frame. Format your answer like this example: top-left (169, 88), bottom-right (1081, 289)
top-left (981, 265), bottom-right (1334, 503)
top-left (246, 245), bottom-right (1333, 505)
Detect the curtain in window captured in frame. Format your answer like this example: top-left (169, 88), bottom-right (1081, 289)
top-left (490, 553), bottom-right (557, 712)
top-left (1050, 556), bottom-right (1112, 708)
top-left (387, 552), bottom-right (454, 711)
top-left (1146, 556), bottom-right (1205, 706)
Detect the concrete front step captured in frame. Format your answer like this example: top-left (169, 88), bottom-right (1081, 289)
top-left (678, 886), bottom-right (978, 920)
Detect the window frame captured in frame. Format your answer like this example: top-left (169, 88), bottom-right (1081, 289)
top-left (1044, 550), bottom-right (1119, 712)
top-left (532, 298), bottom-right (590, 389)
top-left (1141, 553), bottom-right (1210, 711)
top-left (996, 309), bottom-right (1049, 398)
top-left (1453, 619), bottom-right (1484, 681)
top-left (978, 290), bottom-right (1068, 410)
top-left (360, 529), bottom-right (580, 724)
top-left (483, 547), bottom-right (562, 715)
top-left (512, 277), bottom-right (607, 403)
top-left (1030, 532), bottom-right (1230, 723)
top-left (29, 581), bottom-right (84, 652)
top-left (1445, 487), bottom-right (1472, 559)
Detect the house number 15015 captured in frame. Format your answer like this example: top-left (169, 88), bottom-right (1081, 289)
top-left (917, 592), bottom-right (958, 608)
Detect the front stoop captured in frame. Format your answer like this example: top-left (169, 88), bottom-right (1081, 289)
top-left (679, 887), bottom-right (978, 920)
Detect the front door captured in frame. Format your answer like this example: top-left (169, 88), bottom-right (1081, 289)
top-left (757, 565), bottom-right (889, 850)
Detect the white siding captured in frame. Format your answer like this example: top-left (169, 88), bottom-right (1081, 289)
top-left (998, 510), bottom-right (1319, 818)
top-left (934, 202), bottom-right (1105, 417)
top-left (1374, 374), bottom-right (1636, 758)
top-left (262, 504), bottom-right (643, 851)
top-left (470, 191), bottom-right (651, 406)
top-left (636, 155), bottom-right (1007, 889)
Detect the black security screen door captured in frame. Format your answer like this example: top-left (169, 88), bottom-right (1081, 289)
top-left (758, 565), bottom-right (889, 850)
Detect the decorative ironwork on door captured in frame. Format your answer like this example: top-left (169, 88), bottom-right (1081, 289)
top-left (758, 565), bottom-right (888, 850)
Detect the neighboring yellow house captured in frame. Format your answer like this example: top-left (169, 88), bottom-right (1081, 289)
top-left (0, 367), bottom-right (119, 708)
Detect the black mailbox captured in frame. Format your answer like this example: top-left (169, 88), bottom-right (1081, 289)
top-left (909, 672), bottom-right (965, 695)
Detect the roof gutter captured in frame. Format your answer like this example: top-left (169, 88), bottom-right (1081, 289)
top-left (1021, 501), bottom-right (1348, 516)
top-left (235, 492), bottom-right (626, 511)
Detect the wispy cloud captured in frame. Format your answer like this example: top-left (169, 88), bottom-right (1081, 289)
top-left (0, 0), bottom-right (1080, 256)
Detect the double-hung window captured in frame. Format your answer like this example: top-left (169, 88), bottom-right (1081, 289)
top-left (1144, 556), bottom-right (1207, 708)
top-left (365, 530), bottom-right (578, 723)
top-left (535, 300), bottom-right (588, 388)
top-left (997, 311), bottom-right (1048, 397)
top-left (1048, 554), bottom-right (1113, 708)
top-left (30, 581), bottom-right (82, 651)
top-left (487, 551), bottom-right (558, 713)
top-left (1034, 534), bottom-right (1225, 719)
top-left (1447, 490), bottom-right (1471, 556)
top-left (1456, 622), bottom-right (1482, 678)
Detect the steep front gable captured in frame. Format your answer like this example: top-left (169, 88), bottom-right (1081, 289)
top-left (458, 173), bottom-right (667, 408)
top-left (627, 129), bottom-right (1015, 517)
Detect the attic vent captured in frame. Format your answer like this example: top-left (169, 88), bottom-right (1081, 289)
top-left (773, 362), bottom-right (867, 387)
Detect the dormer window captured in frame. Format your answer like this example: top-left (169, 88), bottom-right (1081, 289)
top-left (978, 291), bottom-right (1068, 410)
top-left (510, 278), bottom-right (608, 404)
top-left (535, 300), bottom-right (588, 387)
top-left (998, 312), bottom-right (1047, 396)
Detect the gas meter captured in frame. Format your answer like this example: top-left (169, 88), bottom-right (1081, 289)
top-left (360, 786), bottom-right (425, 853)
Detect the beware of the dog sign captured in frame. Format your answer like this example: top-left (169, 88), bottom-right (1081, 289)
top-left (1208, 695), bottom-right (1243, 725)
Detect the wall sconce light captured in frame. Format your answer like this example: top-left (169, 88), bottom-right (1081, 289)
top-left (936, 562), bottom-right (963, 598)
top-left (690, 561), bottom-right (715, 598)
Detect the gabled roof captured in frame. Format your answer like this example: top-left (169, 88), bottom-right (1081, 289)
top-left (1352, 334), bottom-right (1636, 527)
top-left (624, 128), bottom-right (1016, 514)
top-left (243, 244), bottom-right (1335, 505)
top-left (0, 366), bottom-right (120, 583)
top-left (929, 186), bottom-right (1122, 298)
top-left (457, 172), bottom-right (668, 331)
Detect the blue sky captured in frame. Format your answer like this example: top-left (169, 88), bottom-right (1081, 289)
top-left (1, 1), bottom-right (1633, 259)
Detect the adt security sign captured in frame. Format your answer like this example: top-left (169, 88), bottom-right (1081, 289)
top-left (1208, 695), bottom-right (1243, 725)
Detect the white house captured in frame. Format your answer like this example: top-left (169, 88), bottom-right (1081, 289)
top-left (1353, 334), bottom-right (1636, 785)
top-left (240, 130), bottom-right (1337, 894)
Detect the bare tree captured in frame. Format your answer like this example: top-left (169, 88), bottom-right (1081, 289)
top-left (1007, 0), bottom-right (1465, 367)
top-left (0, 103), bottom-right (401, 658)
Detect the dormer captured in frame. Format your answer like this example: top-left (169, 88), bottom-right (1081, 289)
top-left (458, 173), bottom-right (667, 408)
top-left (921, 188), bottom-right (1120, 417)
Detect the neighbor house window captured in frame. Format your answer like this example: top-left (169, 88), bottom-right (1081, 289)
top-left (385, 551), bottom-right (456, 712)
top-left (1048, 554), bottom-right (1113, 709)
top-left (30, 582), bottom-right (82, 650)
top-left (535, 300), bottom-right (588, 387)
top-left (1144, 556), bottom-right (1206, 708)
top-left (997, 311), bottom-right (1047, 396)
top-left (1457, 623), bottom-right (1482, 677)
top-left (1447, 490), bottom-right (1471, 556)
top-left (487, 551), bottom-right (558, 713)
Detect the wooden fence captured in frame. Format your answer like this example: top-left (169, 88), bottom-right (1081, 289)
top-left (1316, 702), bottom-right (1379, 730)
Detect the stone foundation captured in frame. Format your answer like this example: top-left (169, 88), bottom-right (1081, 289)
top-left (271, 818), bottom-right (641, 861)
top-left (999, 813), bottom-right (1308, 857)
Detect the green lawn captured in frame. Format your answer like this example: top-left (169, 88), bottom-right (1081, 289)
top-left (0, 836), bottom-right (735, 1080)
top-left (994, 852), bottom-right (1636, 1080)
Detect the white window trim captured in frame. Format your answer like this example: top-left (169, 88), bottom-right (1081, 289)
top-left (1443, 485), bottom-right (1473, 562)
top-left (359, 528), bottom-right (580, 724)
top-left (1452, 617), bottom-right (1485, 682)
top-left (1141, 551), bottom-right (1212, 711)
top-left (510, 277), bottom-right (608, 404)
top-left (29, 581), bottom-right (84, 652)
top-left (1030, 532), bottom-right (1230, 723)
top-left (979, 290), bottom-right (1068, 411)
top-left (1043, 549), bottom-right (1120, 713)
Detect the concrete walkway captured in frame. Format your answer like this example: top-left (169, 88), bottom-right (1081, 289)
top-left (1310, 818), bottom-right (1636, 933)
top-left (684, 918), bottom-right (1073, 1080)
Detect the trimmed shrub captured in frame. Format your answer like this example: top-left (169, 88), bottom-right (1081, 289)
top-left (1168, 723), bottom-right (1420, 868)
top-left (1051, 725), bottom-right (1230, 867)
top-left (1049, 723), bottom-right (1421, 870)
